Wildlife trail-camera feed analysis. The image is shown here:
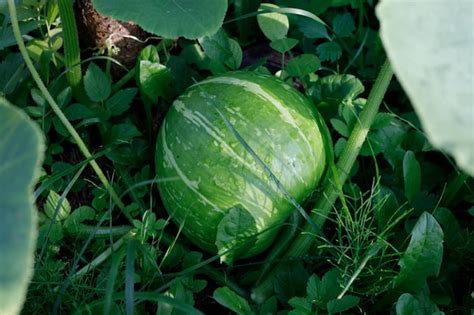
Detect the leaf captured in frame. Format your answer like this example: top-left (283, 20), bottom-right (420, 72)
top-left (0, 20), bottom-right (39, 50)
top-left (288, 296), bottom-right (312, 315)
top-left (106, 88), bottom-right (137, 116)
top-left (395, 293), bottom-right (422, 315)
top-left (326, 295), bottom-right (360, 313)
top-left (83, 63), bottom-right (111, 102)
top-left (43, 190), bottom-right (71, 221)
top-left (259, 296), bottom-right (277, 315)
top-left (295, 16), bottom-right (329, 39)
top-left (137, 47), bottom-right (172, 104)
top-left (286, 54), bottom-right (321, 77)
top-left (104, 123), bottom-right (142, 145)
top-left (215, 206), bottom-right (257, 265)
top-left (257, 3), bottom-right (289, 41)
top-left (403, 151), bottom-right (421, 202)
top-left (0, 98), bottom-right (44, 315)
top-left (273, 261), bottom-right (309, 302)
top-left (330, 118), bottom-right (349, 138)
top-left (199, 29), bottom-right (242, 70)
top-left (377, 1), bottom-right (474, 176)
top-left (0, 53), bottom-right (25, 94)
top-left (371, 112), bottom-right (394, 130)
top-left (360, 119), bottom-right (408, 166)
top-left (269, 38), bottom-right (299, 53)
top-left (309, 74), bottom-right (364, 118)
top-left (393, 212), bottom-right (444, 293)
top-left (306, 274), bottom-right (321, 302)
top-left (319, 269), bottom-right (341, 303)
top-left (64, 103), bottom-right (95, 121)
top-left (64, 206), bottom-right (96, 234)
top-left (332, 13), bottom-right (355, 38)
top-left (213, 287), bottom-right (253, 315)
top-left (316, 41), bottom-right (342, 62)
top-left (433, 207), bottom-right (464, 248)
top-left (92, 0), bottom-right (227, 39)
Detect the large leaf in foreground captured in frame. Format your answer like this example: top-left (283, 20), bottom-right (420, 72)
top-left (92, 0), bottom-right (227, 39)
top-left (377, 0), bottom-right (474, 176)
top-left (0, 98), bottom-right (44, 314)
top-left (393, 212), bottom-right (443, 293)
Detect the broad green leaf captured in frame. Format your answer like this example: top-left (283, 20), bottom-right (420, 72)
top-left (0, 53), bottom-right (25, 94)
top-left (215, 206), bottom-right (257, 265)
top-left (288, 296), bottom-right (312, 314)
top-left (330, 118), bottom-right (349, 138)
top-left (395, 293), bottom-right (423, 315)
top-left (64, 103), bottom-right (94, 121)
top-left (0, 20), bottom-right (39, 50)
top-left (104, 123), bottom-right (142, 145)
top-left (319, 269), bottom-right (341, 303)
top-left (92, 0), bottom-right (227, 39)
top-left (395, 292), bottom-right (439, 315)
top-left (295, 16), bottom-right (329, 40)
top-left (433, 207), bottom-right (464, 248)
top-left (360, 119), bottom-right (408, 166)
top-left (213, 287), bottom-right (253, 315)
top-left (273, 261), bottom-right (309, 302)
top-left (332, 13), bottom-right (355, 38)
top-left (269, 38), bottom-right (299, 53)
top-left (326, 295), bottom-right (360, 313)
top-left (259, 296), bottom-right (277, 315)
top-left (316, 41), bottom-right (342, 62)
top-left (257, 3), bottom-right (289, 41)
top-left (0, 98), bottom-right (44, 315)
top-left (199, 29), bottom-right (242, 70)
top-left (306, 274), bottom-right (321, 302)
top-left (43, 190), bottom-right (71, 221)
top-left (137, 46), bottom-right (172, 104)
top-left (106, 88), bottom-right (137, 116)
top-left (64, 206), bottom-right (96, 234)
top-left (393, 212), bottom-right (444, 293)
top-left (309, 74), bottom-right (364, 118)
top-left (83, 63), bottom-right (111, 102)
top-left (403, 151), bottom-right (421, 202)
top-left (286, 54), bottom-right (320, 77)
top-left (377, 1), bottom-right (474, 176)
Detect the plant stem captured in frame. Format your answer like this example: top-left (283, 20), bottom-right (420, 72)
top-left (291, 59), bottom-right (392, 255)
top-left (8, 0), bottom-right (131, 222)
top-left (72, 234), bottom-right (127, 279)
top-left (57, 0), bottom-right (82, 91)
top-left (68, 225), bottom-right (132, 238)
top-left (252, 59), bottom-right (394, 303)
top-left (112, 65), bottom-right (137, 93)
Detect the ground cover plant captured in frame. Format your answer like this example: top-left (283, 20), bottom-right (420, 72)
top-left (0, 0), bottom-right (473, 314)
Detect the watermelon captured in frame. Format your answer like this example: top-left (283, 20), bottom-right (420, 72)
top-left (156, 71), bottom-right (328, 261)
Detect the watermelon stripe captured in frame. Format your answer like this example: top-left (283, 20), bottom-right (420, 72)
top-left (174, 100), bottom-right (258, 170)
top-left (176, 95), bottom-right (308, 185)
top-left (195, 76), bottom-right (314, 156)
top-left (161, 125), bottom-right (224, 213)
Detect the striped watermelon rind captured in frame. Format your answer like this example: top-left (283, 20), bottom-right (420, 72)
top-left (156, 71), bottom-right (327, 259)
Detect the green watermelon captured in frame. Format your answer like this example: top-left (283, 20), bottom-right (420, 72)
top-left (156, 71), bottom-right (328, 261)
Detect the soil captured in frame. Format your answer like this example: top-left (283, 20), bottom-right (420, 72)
top-left (74, 0), bottom-right (154, 75)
